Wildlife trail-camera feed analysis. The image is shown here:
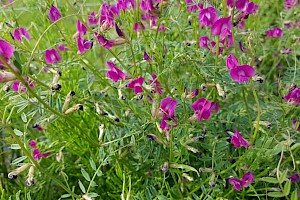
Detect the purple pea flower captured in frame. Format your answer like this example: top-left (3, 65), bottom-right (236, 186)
top-left (220, 29), bottom-right (234, 48)
top-left (284, 87), bottom-right (300, 104)
top-left (11, 77), bottom-right (35, 92)
top-left (133, 22), bottom-right (145, 34)
top-left (0, 39), bottom-right (14, 66)
top-left (226, 54), bottom-right (256, 84)
top-left (159, 97), bottom-right (177, 117)
top-left (186, 0), bottom-right (203, 12)
top-left (190, 98), bottom-right (218, 122)
top-left (236, 0), bottom-right (249, 11)
top-left (13, 27), bottom-right (30, 41)
top-left (229, 171), bottom-right (254, 191)
top-left (127, 76), bottom-right (144, 94)
top-left (94, 33), bottom-right (113, 50)
top-left (45, 48), bottom-right (61, 64)
top-left (230, 129), bottom-right (248, 149)
top-left (289, 173), bottom-right (300, 182)
top-left (226, 54), bottom-right (239, 69)
top-left (77, 20), bottom-right (87, 36)
top-left (150, 74), bottom-right (163, 95)
top-left (199, 36), bottom-right (211, 50)
top-left (48, 5), bottom-right (62, 22)
top-left (198, 7), bottom-right (218, 27)
top-left (77, 35), bottom-right (93, 54)
top-left (211, 16), bottom-right (232, 36)
top-left (29, 140), bottom-right (50, 160)
top-left (144, 51), bottom-right (152, 62)
top-left (115, 24), bottom-right (125, 37)
top-left (285, 0), bottom-right (299, 10)
top-left (57, 44), bottom-right (68, 51)
top-left (266, 27), bottom-right (283, 38)
top-left (88, 11), bottom-right (98, 26)
top-left (100, 3), bottom-right (115, 31)
top-left (106, 61), bottom-right (126, 82)
top-left (159, 97), bottom-right (178, 131)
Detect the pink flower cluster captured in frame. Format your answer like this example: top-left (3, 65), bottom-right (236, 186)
top-left (284, 87), bottom-right (300, 105)
top-left (230, 129), bottom-right (249, 149)
top-left (226, 54), bottom-right (256, 84)
top-left (159, 97), bottom-right (178, 131)
top-left (229, 171), bottom-right (254, 191)
top-left (29, 140), bottom-right (50, 160)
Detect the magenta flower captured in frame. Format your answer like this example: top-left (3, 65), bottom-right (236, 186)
top-left (292, 120), bottom-right (300, 131)
top-left (158, 23), bottom-right (167, 32)
top-left (133, 22), bottom-right (145, 34)
top-left (159, 97), bottom-right (178, 131)
top-left (128, 76), bottom-right (144, 94)
top-left (190, 98), bottom-right (218, 122)
top-left (230, 171), bottom-right (254, 191)
top-left (230, 129), bottom-right (248, 149)
top-left (115, 24), bottom-right (125, 37)
top-left (94, 33), bottom-right (113, 49)
top-left (29, 140), bottom-right (50, 160)
top-left (198, 7), bottom-right (218, 27)
top-left (144, 51), bottom-right (152, 62)
top-left (284, 87), bottom-right (300, 104)
top-left (13, 27), bottom-right (30, 41)
top-left (246, 2), bottom-right (259, 15)
top-left (289, 173), bottom-right (300, 182)
top-left (140, 0), bottom-right (155, 12)
top-left (77, 35), bottom-right (93, 54)
top-left (45, 48), bottom-right (61, 64)
top-left (199, 36), bottom-right (211, 50)
top-left (150, 74), bottom-right (163, 95)
top-left (211, 16), bottom-right (232, 36)
top-left (220, 29), bottom-right (234, 48)
top-left (106, 61), bottom-right (126, 82)
top-left (226, 54), bottom-right (239, 69)
top-left (159, 97), bottom-right (178, 118)
top-left (88, 11), bottom-right (98, 26)
top-left (0, 39), bottom-right (14, 66)
top-left (285, 0), bottom-right (298, 10)
top-left (236, 0), bottom-right (249, 11)
top-left (100, 3), bottom-right (115, 30)
top-left (77, 20), bottom-right (87, 36)
top-left (116, 0), bottom-right (136, 11)
top-left (48, 5), bottom-right (62, 22)
top-left (226, 54), bottom-right (256, 84)
top-left (186, 0), bottom-right (203, 12)
top-left (57, 44), bottom-right (68, 51)
top-left (266, 27), bottom-right (283, 38)
top-left (11, 77), bottom-right (35, 92)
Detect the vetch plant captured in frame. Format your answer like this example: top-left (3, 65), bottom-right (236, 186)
top-left (1, 0), bottom-right (300, 199)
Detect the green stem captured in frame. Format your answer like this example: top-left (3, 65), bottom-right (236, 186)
top-left (250, 80), bottom-right (261, 144)
top-left (128, 41), bottom-right (137, 75)
top-left (242, 86), bottom-right (252, 126)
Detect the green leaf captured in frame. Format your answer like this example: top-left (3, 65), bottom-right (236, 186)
top-left (11, 144), bottom-right (21, 150)
top-left (78, 180), bottom-right (86, 194)
top-left (81, 168), bottom-right (91, 181)
top-left (14, 129), bottom-right (23, 136)
top-left (259, 177), bottom-right (278, 183)
top-left (283, 180), bottom-right (291, 196)
top-left (279, 170), bottom-right (288, 183)
top-left (60, 194), bottom-right (71, 198)
top-left (291, 189), bottom-right (298, 200)
top-left (89, 158), bottom-right (96, 171)
top-left (87, 193), bottom-right (99, 198)
top-left (267, 192), bottom-right (285, 197)
top-left (21, 113), bottom-right (27, 123)
top-left (12, 156), bottom-right (27, 165)
top-left (169, 163), bottom-right (199, 176)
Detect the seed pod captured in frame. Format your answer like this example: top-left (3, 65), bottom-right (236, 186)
top-left (8, 163), bottom-right (31, 179)
top-left (98, 124), bottom-right (105, 144)
top-left (0, 72), bottom-right (16, 83)
top-left (25, 166), bottom-right (35, 186)
top-left (182, 173), bottom-right (194, 182)
top-left (146, 134), bottom-right (163, 144)
top-left (62, 91), bottom-right (76, 113)
top-left (216, 84), bottom-right (226, 99)
top-left (64, 104), bottom-right (83, 115)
